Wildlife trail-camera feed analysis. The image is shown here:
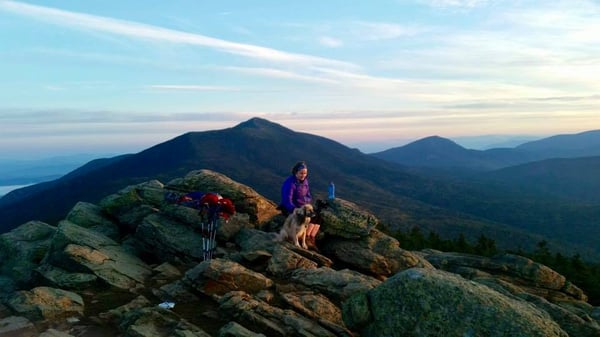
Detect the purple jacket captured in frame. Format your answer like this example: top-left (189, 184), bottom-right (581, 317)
top-left (280, 175), bottom-right (312, 214)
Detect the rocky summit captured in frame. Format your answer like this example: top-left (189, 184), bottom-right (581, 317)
top-left (0, 169), bottom-right (599, 337)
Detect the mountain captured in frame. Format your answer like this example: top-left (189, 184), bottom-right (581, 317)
top-left (516, 129), bottom-right (600, 158)
top-left (370, 136), bottom-right (539, 171)
top-left (371, 136), bottom-right (542, 171)
top-left (1, 117), bottom-right (599, 259)
top-left (483, 156), bottom-right (600, 203)
top-left (370, 133), bottom-right (600, 259)
top-left (371, 130), bottom-right (600, 171)
top-left (0, 117), bottom-right (415, 230)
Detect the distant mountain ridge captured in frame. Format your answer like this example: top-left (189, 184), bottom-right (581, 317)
top-left (485, 156), bottom-right (600, 203)
top-left (1, 118), bottom-right (599, 259)
top-left (371, 136), bottom-right (538, 171)
top-left (371, 129), bottom-right (600, 171)
top-left (516, 129), bottom-right (600, 157)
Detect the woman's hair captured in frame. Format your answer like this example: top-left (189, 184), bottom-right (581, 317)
top-left (292, 161), bottom-right (308, 175)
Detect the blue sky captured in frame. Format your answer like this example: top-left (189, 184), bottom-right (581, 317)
top-left (1, 0), bottom-right (599, 158)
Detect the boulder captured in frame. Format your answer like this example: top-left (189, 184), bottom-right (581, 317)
top-left (119, 306), bottom-right (212, 337)
top-left (519, 293), bottom-right (600, 337)
top-left (161, 202), bottom-right (252, 243)
top-left (266, 244), bottom-right (318, 278)
top-left (65, 201), bottom-right (119, 240)
top-left (343, 268), bottom-right (569, 337)
top-left (98, 295), bottom-right (152, 323)
top-left (6, 287), bottom-right (84, 322)
top-left (0, 221), bottom-right (56, 286)
top-left (185, 259), bottom-right (274, 296)
top-left (151, 262), bottom-right (182, 286)
top-left (0, 302), bottom-right (10, 317)
top-left (39, 328), bottom-right (76, 337)
top-left (319, 198), bottom-right (377, 239)
top-left (234, 228), bottom-right (280, 254)
top-left (218, 291), bottom-right (337, 337)
top-left (0, 276), bottom-right (16, 300)
top-left (218, 321), bottom-right (266, 337)
top-left (99, 180), bottom-right (164, 231)
top-left (425, 252), bottom-right (586, 301)
top-left (134, 213), bottom-right (206, 264)
top-left (43, 221), bottom-right (152, 290)
top-left (279, 291), bottom-right (344, 326)
top-left (165, 169), bottom-right (280, 225)
top-left (289, 267), bottom-right (381, 303)
top-left (35, 264), bottom-right (98, 290)
top-left (0, 316), bottom-right (38, 337)
top-left (156, 279), bottom-right (200, 304)
top-left (323, 229), bottom-right (433, 278)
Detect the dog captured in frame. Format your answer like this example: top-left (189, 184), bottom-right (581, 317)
top-left (275, 204), bottom-right (316, 249)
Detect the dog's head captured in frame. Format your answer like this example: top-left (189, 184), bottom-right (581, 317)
top-left (294, 204), bottom-right (316, 221)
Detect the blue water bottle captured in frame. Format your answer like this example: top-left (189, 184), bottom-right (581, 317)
top-left (328, 181), bottom-right (335, 200)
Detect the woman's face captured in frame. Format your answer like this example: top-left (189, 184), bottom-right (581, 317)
top-left (295, 168), bottom-right (308, 181)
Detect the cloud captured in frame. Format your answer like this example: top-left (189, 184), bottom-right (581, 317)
top-left (148, 85), bottom-right (242, 92)
top-left (223, 66), bottom-right (340, 84)
top-left (420, 0), bottom-right (489, 8)
top-left (351, 21), bottom-right (424, 41)
top-left (0, 1), bottom-right (357, 70)
top-left (318, 36), bottom-right (343, 47)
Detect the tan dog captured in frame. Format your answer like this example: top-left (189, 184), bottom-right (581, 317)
top-left (276, 204), bottom-right (316, 249)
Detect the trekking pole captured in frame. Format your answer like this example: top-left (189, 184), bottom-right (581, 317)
top-left (208, 218), bottom-right (214, 260)
top-left (213, 203), bottom-right (222, 260)
top-left (211, 205), bottom-right (218, 260)
top-left (200, 218), bottom-right (206, 261)
top-left (210, 218), bottom-right (217, 260)
top-left (207, 219), bottom-right (212, 260)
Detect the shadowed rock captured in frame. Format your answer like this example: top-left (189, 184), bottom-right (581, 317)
top-left (165, 169), bottom-right (280, 225)
top-left (343, 268), bottom-right (569, 337)
top-left (319, 199), bottom-right (377, 239)
top-left (6, 287), bottom-right (84, 322)
top-left (0, 221), bottom-right (56, 286)
top-left (185, 259), bottom-right (274, 297)
top-left (43, 221), bottom-right (152, 290)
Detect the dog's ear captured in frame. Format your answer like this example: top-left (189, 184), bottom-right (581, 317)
top-left (296, 210), bottom-right (305, 222)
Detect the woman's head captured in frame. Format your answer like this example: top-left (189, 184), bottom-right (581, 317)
top-left (292, 161), bottom-right (308, 181)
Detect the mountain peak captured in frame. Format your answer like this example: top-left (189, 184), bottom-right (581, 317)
top-left (234, 117), bottom-right (279, 130)
top-left (371, 136), bottom-right (480, 169)
top-left (409, 136), bottom-right (465, 151)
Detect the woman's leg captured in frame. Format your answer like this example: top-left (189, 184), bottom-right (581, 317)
top-left (307, 223), bottom-right (320, 238)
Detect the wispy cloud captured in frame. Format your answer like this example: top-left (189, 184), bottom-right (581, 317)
top-left (0, 108), bottom-right (253, 125)
top-left (148, 85), bottom-right (242, 92)
top-left (318, 36), bottom-right (343, 48)
top-left (420, 0), bottom-right (489, 8)
top-left (0, 1), bottom-right (357, 70)
top-left (223, 66), bottom-right (340, 84)
top-left (351, 21), bottom-right (424, 41)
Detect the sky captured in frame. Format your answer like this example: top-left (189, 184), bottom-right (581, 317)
top-left (1, 0), bottom-right (599, 158)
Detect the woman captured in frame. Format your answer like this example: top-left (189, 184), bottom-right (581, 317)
top-left (280, 161), bottom-right (320, 245)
